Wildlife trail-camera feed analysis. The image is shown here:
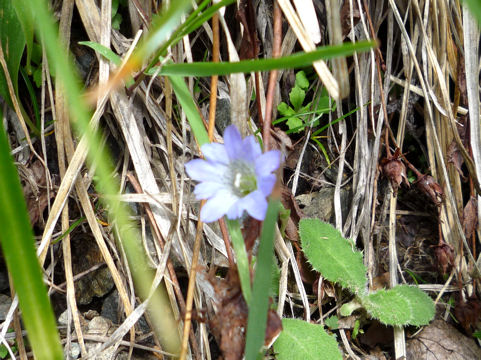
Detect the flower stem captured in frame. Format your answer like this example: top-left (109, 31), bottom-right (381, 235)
top-left (227, 219), bottom-right (253, 305)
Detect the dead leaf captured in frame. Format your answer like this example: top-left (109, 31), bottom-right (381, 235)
top-left (340, 0), bottom-right (360, 38)
top-left (208, 268), bottom-right (248, 360)
top-left (22, 160), bottom-right (53, 226)
top-left (207, 268), bottom-right (281, 359)
top-left (447, 140), bottom-right (466, 179)
top-left (463, 197), bottom-right (477, 239)
top-left (380, 149), bottom-right (409, 192)
top-left (280, 185), bottom-right (304, 242)
top-left (360, 321), bottom-right (393, 348)
top-left (236, 0), bottom-right (259, 60)
top-left (433, 240), bottom-right (454, 275)
top-left (415, 175), bottom-right (444, 205)
top-left (242, 217), bottom-right (262, 253)
top-left (264, 309), bottom-right (282, 347)
top-left (407, 319), bottom-right (481, 359)
top-left (454, 295), bottom-right (481, 335)
top-left (371, 272), bottom-right (390, 290)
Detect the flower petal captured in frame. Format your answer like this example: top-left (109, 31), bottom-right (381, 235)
top-left (200, 190), bottom-right (238, 222)
top-left (185, 159), bottom-right (227, 182)
top-left (258, 174), bottom-right (276, 196)
top-left (201, 142), bottom-right (229, 164)
top-left (193, 181), bottom-right (224, 200)
top-left (224, 125), bottom-right (243, 160)
top-left (255, 150), bottom-right (281, 176)
top-left (226, 200), bottom-right (244, 220)
top-left (240, 135), bottom-right (262, 163)
top-left (236, 190), bottom-right (268, 220)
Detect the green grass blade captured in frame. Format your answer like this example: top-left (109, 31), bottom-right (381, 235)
top-left (144, 0), bottom-right (235, 73)
top-left (78, 41), bottom-right (121, 65)
top-left (464, 0), bottom-right (481, 25)
top-left (168, 75), bottom-right (209, 146)
top-left (177, 0), bottom-right (236, 39)
top-left (0, 0), bottom-right (25, 107)
top-left (158, 41), bottom-right (375, 76)
top-left (135, 0), bottom-right (192, 61)
top-left (19, 0), bottom-right (186, 354)
top-left (244, 200), bottom-right (280, 359)
top-left (226, 219), bottom-right (252, 305)
top-left (0, 117), bottom-right (63, 359)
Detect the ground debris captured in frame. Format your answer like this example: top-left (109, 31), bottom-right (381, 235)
top-left (406, 319), bottom-right (481, 359)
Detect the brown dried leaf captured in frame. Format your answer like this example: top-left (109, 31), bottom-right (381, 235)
top-left (280, 185), bottom-right (304, 242)
top-left (270, 127), bottom-right (294, 153)
top-left (27, 192), bottom-right (54, 226)
top-left (264, 309), bottom-right (282, 347)
top-left (236, 0), bottom-right (259, 60)
top-left (454, 295), bottom-right (481, 335)
top-left (340, 0), bottom-right (360, 38)
top-left (208, 269), bottom-right (248, 360)
top-left (242, 217), bottom-right (262, 252)
top-left (22, 160), bottom-right (52, 226)
top-left (415, 175), bottom-right (444, 205)
top-left (433, 241), bottom-right (454, 275)
top-left (360, 321), bottom-right (394, 348)
top-left (463, 197), bottom-right (478, 239)
top-left (296, 249), bottom-right (316, 284)
top-left (407, 319), bottom-right (481, 359)
top-left (447, 140), bottom-right (466, 179)
top-left (380, 150), bottom-right (409, 192)
top-left (371, 272), bottom-right (390, 290)
top-left (207, 268), bottom-right (281, 358)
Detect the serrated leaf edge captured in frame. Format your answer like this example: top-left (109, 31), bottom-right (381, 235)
top-left (360, 285), bottom-right (434, 326)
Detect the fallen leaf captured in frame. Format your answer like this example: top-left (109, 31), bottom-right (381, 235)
top-left (380, 149), bottom-right (409, 192)
top-left (415, 175), bottom-right (444, 205)
top-left (433, 240), bottom-right (454, 275)
top-left (454, 295), bottom-right (481, 335)
top-left (447, 140), bottom-right (466, 179)
top-left (208, 268), bottom-right (248, 360)
top-left (236, 0), bottom-right (259, 60)
top-left (463, 197), bottom-right (478, 239)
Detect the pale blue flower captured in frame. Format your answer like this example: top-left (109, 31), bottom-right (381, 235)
top-left (185, 125), bottom-right (281, 223)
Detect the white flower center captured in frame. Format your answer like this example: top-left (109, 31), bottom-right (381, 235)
top-left (226, 160), bottom-right (257, 197)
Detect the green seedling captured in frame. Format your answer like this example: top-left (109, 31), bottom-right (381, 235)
top-left (274, 219), bottom-right (435, 359)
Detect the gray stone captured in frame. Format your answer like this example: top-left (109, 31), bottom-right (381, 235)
top-left (0, 294), bottom-right (12, 321)
top-left (296, 187), bottom-right (350, 223)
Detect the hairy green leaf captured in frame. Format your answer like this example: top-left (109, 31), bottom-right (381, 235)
top-left (340, 300), bottom-right (363, 317)
top-left (361, 285), bottom-right (435, 326)
top-left (299, 219), bottom-right (367, 294)
top-left (274, 319), bottom-right (342, 360)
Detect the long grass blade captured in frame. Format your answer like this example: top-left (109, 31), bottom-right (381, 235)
top-left (0, 116), bottom-right (63, 359)
top-left (244, 200), bottom-right (280, 359)
top-left (157, 41), bottom-right (375, 76)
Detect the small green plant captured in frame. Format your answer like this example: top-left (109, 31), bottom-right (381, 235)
top-left (324, 315), bottom-right (339, 330)
top-left (274, 218), bottom-right (435, 358)
top-left (0, 329), bottom-right (17, 359)
top-left (276, 71), bottom-right (333, 134)
top-left (111, 0), bottom-right (125, 30)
